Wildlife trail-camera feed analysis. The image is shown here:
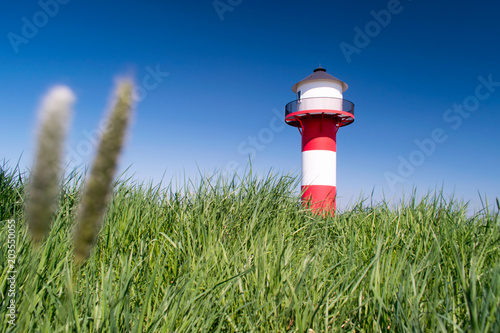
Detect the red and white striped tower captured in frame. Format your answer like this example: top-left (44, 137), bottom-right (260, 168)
top-left (285, 67), bottom-right (355, 215)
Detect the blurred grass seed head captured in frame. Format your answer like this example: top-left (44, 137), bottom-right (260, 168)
top-left (26, 85), bottom-right (75, 243)
top-left (73, 80), bottom-right (134, 265)
top-left (25, 80), bottom-right (134, 268)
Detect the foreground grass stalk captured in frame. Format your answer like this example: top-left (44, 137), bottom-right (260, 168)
top-left (73, 80), bottom-right (133, 265)
top-left (26, 86), bottom-right (75, 243)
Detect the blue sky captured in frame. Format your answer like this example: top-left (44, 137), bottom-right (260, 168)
top-left (1, 0), bottom-right (499, 211)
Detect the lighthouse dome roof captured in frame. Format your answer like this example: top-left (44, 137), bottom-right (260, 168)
top-left (292, 67), bottom-right (348, 93)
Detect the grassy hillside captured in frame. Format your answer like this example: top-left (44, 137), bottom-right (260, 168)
top-left (1, 163), bottom-right (499, 332)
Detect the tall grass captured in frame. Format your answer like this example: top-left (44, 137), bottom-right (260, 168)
top-left (0, 161), bottom-right (23, 222)
top-left (1, 164), bottom-right (499, 332)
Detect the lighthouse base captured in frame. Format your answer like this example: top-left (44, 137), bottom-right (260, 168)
top-left (302, 185), bottom-right (336, 216)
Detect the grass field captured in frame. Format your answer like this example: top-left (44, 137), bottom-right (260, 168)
top-left (1, 162), bottom-right (499, 332)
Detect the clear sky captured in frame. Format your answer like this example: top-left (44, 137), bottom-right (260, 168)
top-left (1, 0), bottom-right (499, 211)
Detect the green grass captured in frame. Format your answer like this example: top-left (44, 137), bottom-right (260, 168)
top-left (1, 163), bottom-right (499, 332)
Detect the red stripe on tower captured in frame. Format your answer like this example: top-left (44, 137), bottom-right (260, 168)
top-left (285, 67), bottom-right (355, 216)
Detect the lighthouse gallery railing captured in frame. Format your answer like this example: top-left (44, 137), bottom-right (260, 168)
top-left (285, 97), bottom-right (355, 117)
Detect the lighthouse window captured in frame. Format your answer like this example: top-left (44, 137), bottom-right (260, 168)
top-left (297, 90), bottom-right (302, 101)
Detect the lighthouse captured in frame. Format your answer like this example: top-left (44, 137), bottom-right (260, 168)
top-left (285, 67), bottom-right (355, 215)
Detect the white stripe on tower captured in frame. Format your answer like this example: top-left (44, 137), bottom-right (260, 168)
top-left (301, 150), bottom-right (336, 187)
